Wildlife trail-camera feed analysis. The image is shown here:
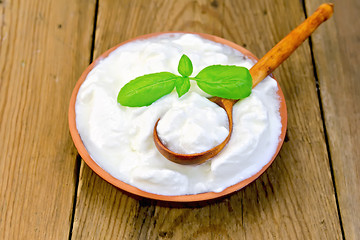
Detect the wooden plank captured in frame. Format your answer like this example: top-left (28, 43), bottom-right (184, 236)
top-left (71, 0), bottom-right (342, 239)
top-left (72, 1), bottom-right (220, 238)
top-left (221, 1), bottom-right (341, 238)
top-left (0, 0), bottom-right (95, 239)
top-left (305, 0), bottom-right (360, 238)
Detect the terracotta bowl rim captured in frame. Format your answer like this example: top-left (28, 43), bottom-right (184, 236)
top-left (68, 31), bottom-right (288, 202)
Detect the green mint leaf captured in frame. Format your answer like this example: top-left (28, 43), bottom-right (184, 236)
top-left (178, 54), bottom-right (193, 77)
top-left (175, 76), bottom-right (191, 97)
top-left (195, 65), bottom-right (252, 99)
top-left (118, 72), bottom-right (177, 107)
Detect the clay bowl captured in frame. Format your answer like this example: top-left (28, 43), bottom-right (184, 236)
top-left (68, 32), bottom-right (287, 202)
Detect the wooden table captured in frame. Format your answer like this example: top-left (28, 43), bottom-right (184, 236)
top-left (1, 0), bottom-right (359, 239)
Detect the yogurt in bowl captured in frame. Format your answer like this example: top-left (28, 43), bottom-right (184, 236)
top-left (69, 32), bottom-right (287, 202)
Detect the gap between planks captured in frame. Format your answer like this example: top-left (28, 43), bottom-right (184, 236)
top-left (301, 1), bottom-right (345, 239)
top-left (68, 0), bottom-right (100, 239)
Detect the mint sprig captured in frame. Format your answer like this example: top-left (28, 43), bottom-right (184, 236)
top-left (178, 54), bottom-right (193, 77)
top-left (175, 76), bottom-right (190, 97)
top-left (117, 54), bottom-right (252, 107)
top-left (196, 65), bottom-right (252, 99)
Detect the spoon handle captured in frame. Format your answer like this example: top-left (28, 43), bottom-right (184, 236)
top-left (250, 3), bottom-right (334, 87)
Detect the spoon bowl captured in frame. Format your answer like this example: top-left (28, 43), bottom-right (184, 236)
top-left (153, 97), bottom-right (236, 164)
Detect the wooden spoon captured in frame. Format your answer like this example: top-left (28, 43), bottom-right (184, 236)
top-left (154, 3), bottom-right (334, 165)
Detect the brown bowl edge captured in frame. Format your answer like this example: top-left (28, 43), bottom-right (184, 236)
top-left (68, 32), bottom-right (288, 203)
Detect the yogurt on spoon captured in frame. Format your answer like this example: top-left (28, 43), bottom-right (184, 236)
top-left (156, 92), bottom-right (230, 155)
top-left (75, 33), bottom-right (282, 195)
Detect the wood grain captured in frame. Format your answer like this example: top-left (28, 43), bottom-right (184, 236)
top-left (305, 0), bottom-right (360, 239)
top-left (249, 3), bottom-right (333, 87)
top-left (70, 0), bottom-right (342, 239)
top-left (72, 0), bottom-right (223, 239)
top-left (0, 0), bottom-right (95, 239)
top-left (223, 0), bottom-right (341, 238)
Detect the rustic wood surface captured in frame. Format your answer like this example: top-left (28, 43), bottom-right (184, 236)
top-left (0, 0), bottom-right (96, 239)
top-left (305, 0), bottom-right (360, 239)
top-left (0, 0), bottom-right (358, 239)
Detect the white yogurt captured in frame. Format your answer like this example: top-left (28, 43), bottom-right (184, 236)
top-left (156, 92), bottom-right (229, 154)
top-left (75, 33), bottom-right (282, 195)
